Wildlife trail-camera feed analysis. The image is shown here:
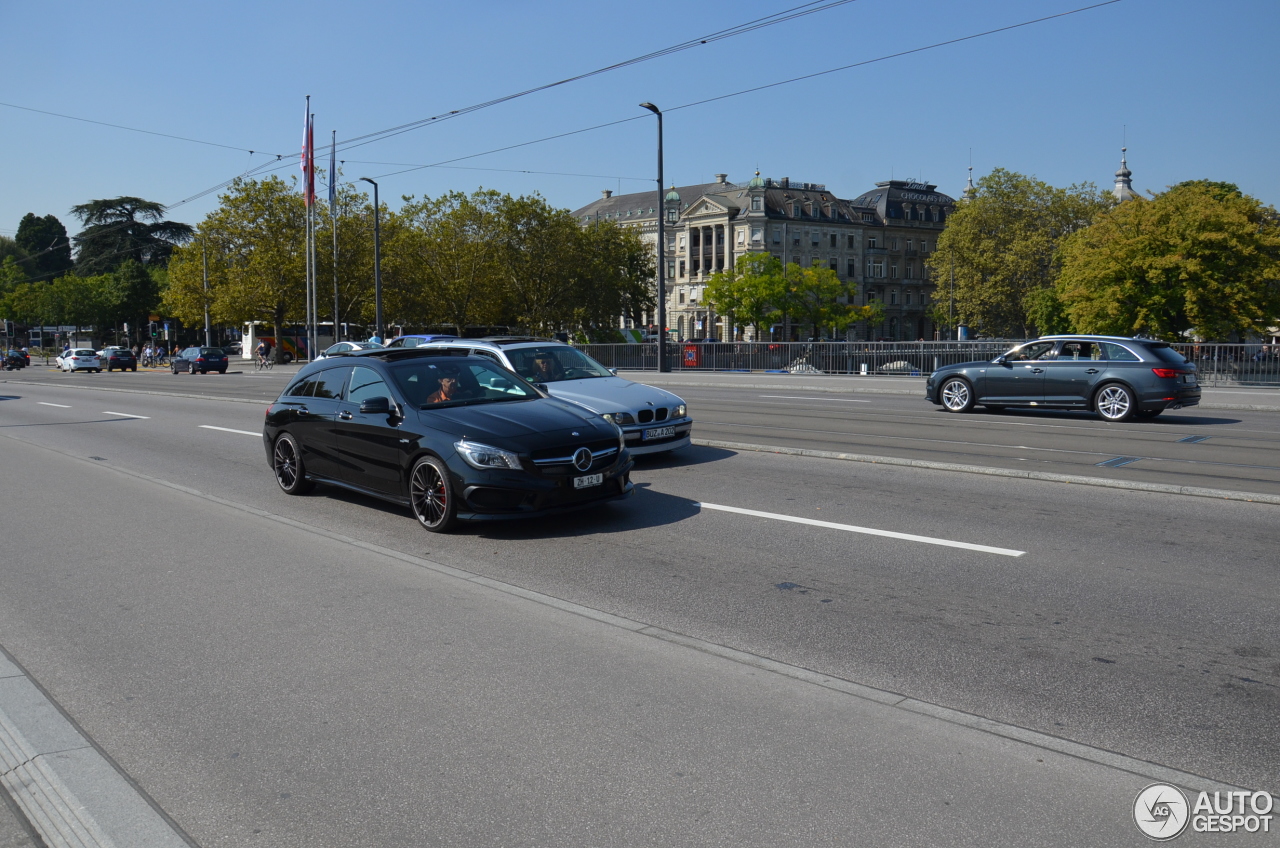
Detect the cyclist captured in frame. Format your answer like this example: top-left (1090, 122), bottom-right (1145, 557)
top-left (256, 340), bottom-right (272, 369)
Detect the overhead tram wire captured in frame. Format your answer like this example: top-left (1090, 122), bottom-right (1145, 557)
top-left (336, 161), bottom-right (651, 183)
top-left (328, 0), bottom-right (864, 155)
top-left (347, 0), bottom-right (1125, 185)
top-left (0, 100), bottom-right (285, 157)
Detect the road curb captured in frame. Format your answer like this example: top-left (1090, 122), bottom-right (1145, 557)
top-left (0, 652), bottom-right (194, 848)
top-left (693, 438), bottom-right (1280, 505)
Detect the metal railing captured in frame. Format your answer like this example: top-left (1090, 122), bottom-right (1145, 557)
top-left (576, 341), bottom-right (1280, 388)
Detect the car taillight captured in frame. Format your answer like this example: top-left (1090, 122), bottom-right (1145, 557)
top-left (1151, 368), bottom-right (1180, 378)
top-left (196, 357), bottom-right (205, 362)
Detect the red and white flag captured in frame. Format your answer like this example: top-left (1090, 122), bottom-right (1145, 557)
top-left (300, 99), bottom-right (315, 206)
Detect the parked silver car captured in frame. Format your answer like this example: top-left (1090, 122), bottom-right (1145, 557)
top-left (395, 338), bottom-right (692, 454)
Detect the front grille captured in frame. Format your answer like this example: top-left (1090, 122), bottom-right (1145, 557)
top-left (655, 407), bottom-right (668, 421)
top-left (638, 409), bottom-right (653, 424)
top-left (530, 438), bottom-right (619, 474)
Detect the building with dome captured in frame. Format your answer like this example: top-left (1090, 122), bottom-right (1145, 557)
top-left (572, 173), bottom-right (956, 341)
top-left (1113, 147), bottom-right (1139, 201)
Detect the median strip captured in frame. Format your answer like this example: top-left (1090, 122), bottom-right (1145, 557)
top-left (697, 501), bottom-right (1026, 557)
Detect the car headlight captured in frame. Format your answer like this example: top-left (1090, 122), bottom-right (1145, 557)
top-left (601, 412), bottom-right (635, 426)
top-left (674, 403), bottom-right (687, 419)
top-left (454, 440), bottom-right (523, 471)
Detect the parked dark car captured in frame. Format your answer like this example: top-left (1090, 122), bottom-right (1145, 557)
top-left (172, 346), bottom-right (228, 375)
top-left (102, 348), bottom-right (137, 372)
top-left (262, 349), bottom-right (633, 532)
top-left (925, 335), bottom-right (1200, 421)
top-left (3, 349), bottom-right (29, 370)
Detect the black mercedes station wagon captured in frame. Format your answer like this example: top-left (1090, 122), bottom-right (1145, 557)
top-left (263, 349), bottom-right (633, 532)
top-left (925, 335), bottom-right (1201, 421)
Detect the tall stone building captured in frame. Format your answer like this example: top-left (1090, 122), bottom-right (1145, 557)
top-left (571, 172), bottom-right (956, 340)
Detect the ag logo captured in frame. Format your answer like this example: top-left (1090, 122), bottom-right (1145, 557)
top-left (1134, 783), bottom-right (1190, 840)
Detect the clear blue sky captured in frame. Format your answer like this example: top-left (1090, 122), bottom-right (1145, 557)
top-left (2, 0), bottom-right (1277, 238)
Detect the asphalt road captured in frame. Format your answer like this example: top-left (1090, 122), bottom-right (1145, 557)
top-left (0, 371), bottom-right (1277, 844)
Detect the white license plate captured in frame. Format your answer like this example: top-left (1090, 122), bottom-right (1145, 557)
top-left (1184, 375), bottom-right (1196, 384)
top-left (573, 473), bottom-right (603, 489)
top-left (643, 425), bottom-right (676, 441)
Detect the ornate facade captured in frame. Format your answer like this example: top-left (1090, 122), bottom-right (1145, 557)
top-left (572, 173), bottom-right (957, 340)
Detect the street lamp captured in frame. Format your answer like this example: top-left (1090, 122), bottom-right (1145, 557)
top-left (358, 177), bottom-right (384, 342)
top-left (639, 102), bottom-right (670, 373)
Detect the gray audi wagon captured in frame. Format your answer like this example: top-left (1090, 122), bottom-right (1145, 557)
top-left (925, 335), bottom-right (1200, 421)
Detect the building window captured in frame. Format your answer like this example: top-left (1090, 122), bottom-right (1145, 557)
top-left (890, 265), bottom-right (899, 279)
top-left (867, 235), bottom-right (878, 249)
top-left (920, 240), bottom-right (929, 253)
top-left (678, 235), bottom-right (686, 250)
top-left (679, 291), bottom-right (686, 305)
top-left (793, 203), bottom-right (802, 217)
top-left (847, 234), bottom-right (855, 249)
top-left (847, 259), bottom-right (856, 278)
top-left (666, 261), bottom-right (675, 279)
top-left (772, 228), bottom-right (781, 243)
top-left (751, 227), bottom-right (763, 243)
top-left (829, 233), bottom-right (837, 248)
top-left (905, 263), bottom-right (913, 279)
top-left (751, 196), bottom-right (762, 211)
top-left (890, 291), bottom-right (898, 305)
top-left (892, 237), bottom-right (900, 250)
top-left (829, 259), bottom-right (838, 273)
top-left (678, 260), bottom-right (686, 278)
top-left (862, 213), bottom-right (875, 223)
top-left (906, 291), bottom-right (914, 306)
top-left (811, 231), bottom-right (820, 246)
top-left (736, 229), bottom-right (745, 245)
top-left (792, 234), bottom-right (801, 246)
top-left (906, 239), bottom-right (913, 252)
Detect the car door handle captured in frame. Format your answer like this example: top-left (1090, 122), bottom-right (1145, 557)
top-left (338, 410), bottom-right (353, 420)
top-left (294, 406), bottom-right (308, 415)
top-left (1085, 368), bottom-right (1099, 374)
top-left (1027, 367), bottom-right (1044, 373)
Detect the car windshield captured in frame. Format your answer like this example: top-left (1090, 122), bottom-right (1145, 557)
top-left (507, 346), bottom-right (612, 383)
top-left (201, 348), bottom-right (223, 355)
top-left (388, 360), bottom-right (541, 408)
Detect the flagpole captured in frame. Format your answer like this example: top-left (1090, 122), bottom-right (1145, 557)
top-left (311, 114), bottom-right (319, 359)
top-left (302, 97), bottom-right (312, 362)
top-left (330, 130), bottom-right (340, 343)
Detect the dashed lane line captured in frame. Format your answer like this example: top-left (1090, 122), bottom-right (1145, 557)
top-left (102, 411), bottom-right (150, 419)
top-left (199, 425), bottom-right (260, 437)
top-left (37, 402), bottom-right (71, 408)
top-left (696, 501), bottom-right (1026, 557)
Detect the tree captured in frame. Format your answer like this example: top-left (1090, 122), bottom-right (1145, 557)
top-left (71, 197), bottom-right (194, 275)
top-left (495, 194), bottom-right (582, 335)
top-left (0, 236), bottom-right (29, 267)
top-left (15, 213), bottom-right (74, 282)
top-left (386, 189), bottom-right (503, 334)
top-left (705, 253), bottom-right (784, 339)
top-left (927, 168), bottom-right (1110, 337)
top-left (1056, 181), bottom-right (1280, 341)
top-left (165, 177), bottom-right (305, 361)
top-left (783, 262), bottom-right (878, 339)
top-left (572, 220), bottom-right (655, 338)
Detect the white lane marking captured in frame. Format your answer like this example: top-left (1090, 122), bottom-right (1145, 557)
top-left (38, 402), bottom-right (72, 408)
top-left (102, 411), bottom-right (150, 419)
top-left (758, 395), bottom-right (871, 403)
top-left (200, 425), bottom-right (260, 437)
top-left (697, 501), bottom-right (1026, 557)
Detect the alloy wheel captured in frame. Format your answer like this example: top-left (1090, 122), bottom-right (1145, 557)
top-left (410, 458), bottom-right (454, 531)
top-left (1096, 385), bottom-right (1133, 421)
top-left (941, 379), bottom-right (973, 412)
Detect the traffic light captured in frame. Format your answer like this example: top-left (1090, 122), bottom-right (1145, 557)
top-left (150, 321), bottom-right (157, 338)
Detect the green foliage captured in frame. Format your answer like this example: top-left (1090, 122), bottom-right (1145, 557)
top-left (927, 168), bottom-right (1111, 337)
top-left (15, 213), bottom-right (73, 281)
top-left (705, 253), bottom-right (784, 338)
top-left (71, 197), bottom-right (194, 275)
top-left (1, 236), bottom-right (29, 267)
top-left (1022, 287), bottom-right (1074, 336)
top-left (784, 262), bottom-right (855, 338)
top-left (1057, 182), bottom-right (1280, 341)
top-left (573, 218), bottom-right (655, 335)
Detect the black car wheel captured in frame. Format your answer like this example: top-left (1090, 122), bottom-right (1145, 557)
top-left (1095, 383), bottom-right (1136, 422)
top-left (410, 456), bottom-right (456, 533)
top-left (939, 377), bottom-right (975, 413)
top-left (171, 365), bottom-right (178, 374)
top-left (273, 434), bottom-right (312, 495)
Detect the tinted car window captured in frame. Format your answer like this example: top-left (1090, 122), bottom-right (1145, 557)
top-left (1058, 341), bottom-right (1099, 360)
top-left (506, 346), bottom-right (612, 382)
top-left (285, 378), bottom-right (315, 397)
top-left (1099, 342), bottom-right (1140, 362)
top-left (1145, 344), bottom-right (1187, 365)
top-left (347, 366), bottom-right (390, 406)
top-left (311, 366), bottom-right (351, 399)
top-left (1005, 341), bottom-right (1056, 361)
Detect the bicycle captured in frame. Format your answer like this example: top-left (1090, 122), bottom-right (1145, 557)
top-left (256, 355), bottom-right (273, 371)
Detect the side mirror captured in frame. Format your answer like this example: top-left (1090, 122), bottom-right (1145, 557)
top-left (609, 368), bottom-right (618, 376)
top-left (994, 355), bottom-right (1008, 365)
top-left (359, 396), bottom-right (391, 414)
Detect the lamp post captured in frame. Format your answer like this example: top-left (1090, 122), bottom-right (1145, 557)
top-left (201, 240), bottom-right (212, 348)
top-left (639, 102), bottom-right (670, 373)
top-left (358, 177), bottom-right (383, 342)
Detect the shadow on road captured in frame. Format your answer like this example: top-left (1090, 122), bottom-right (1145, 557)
top-left (954, 407), bottom-right (1243, 426)
top-left (633, 443), bottom-right (736, 469)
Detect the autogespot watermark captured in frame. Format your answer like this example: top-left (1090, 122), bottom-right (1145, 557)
top-left (1133, 783), bottom-right (1274, 840)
